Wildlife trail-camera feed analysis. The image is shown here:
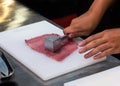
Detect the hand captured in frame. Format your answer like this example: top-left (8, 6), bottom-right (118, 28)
top-left (79, 28), bottom-right (120, 59)
top-left (63, 10), bottom-right (101, 38)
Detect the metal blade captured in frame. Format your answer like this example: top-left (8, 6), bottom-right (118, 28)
top-left (0, 56), bottom-right (9, 77)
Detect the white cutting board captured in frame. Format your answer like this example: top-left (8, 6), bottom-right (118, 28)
top-left (64, 66), bottom-right (120, 86)
top-left (0, 20), bottom-right (106, 81)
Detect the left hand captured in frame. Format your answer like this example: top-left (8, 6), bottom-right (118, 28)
top-left (79, 28), bottom-right (120, 59)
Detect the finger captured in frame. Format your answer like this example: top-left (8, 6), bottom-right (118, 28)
top-left (84, 43), bottom-right (111, 58)
top-left (63, 26), bottom-right (72, 34)
top-left (93, 48), bottom-right (113, 59)
top-left (79, 38), bottom-right (107, 53)
top-left (79, 32), bottom-right (103, 46)
top-left (69, 31), bottom-right (88, 38)
top-left (64, 26), bottom-right (77, 34)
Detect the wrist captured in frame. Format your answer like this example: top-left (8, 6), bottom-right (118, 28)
top-left (86, 10), bottom-right (101, 26)
top-left (88, 0), bottom-right (113, 22)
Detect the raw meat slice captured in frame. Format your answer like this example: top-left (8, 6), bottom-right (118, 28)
top-left (25, 34), bottom-right (78, 61)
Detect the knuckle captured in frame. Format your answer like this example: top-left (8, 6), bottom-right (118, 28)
top-left (83, 46), bottom-right (89, 52)
top-left (95, 48), bottom-right (100, 52)
top-left (103, 50), bottom-right (111, 56)
top-left (83, 32), bottom-right (90, 36)
top-left (89, 51), bottom-right (96, 56)
top-left (98, 53), bottom-right (106, 58)
top-left (92, 40), bottom-right (98, 45)
top-left (71, 18), bottom-right (77, 23)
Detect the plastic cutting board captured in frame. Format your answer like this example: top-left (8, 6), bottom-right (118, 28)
top-left (0, 20), bottom-right (106, 81)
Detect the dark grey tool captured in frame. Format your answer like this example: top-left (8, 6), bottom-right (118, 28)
top-left (0, 52), bottom-right (14, 79)
top-left (0, 56), bottom-right (9, 77)
top-left (44, 35), bottom-right (68, 52)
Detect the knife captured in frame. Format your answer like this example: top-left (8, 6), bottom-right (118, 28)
top-left (0, 52), bottom-right (9, 77)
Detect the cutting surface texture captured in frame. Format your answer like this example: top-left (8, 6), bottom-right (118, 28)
top-left (0, 20), bottom-right (106, 81)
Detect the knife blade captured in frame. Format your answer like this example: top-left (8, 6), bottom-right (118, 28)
top-left (0, 53), bottom-right (9, 77)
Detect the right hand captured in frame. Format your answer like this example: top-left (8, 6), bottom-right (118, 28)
top-left (63, 11), bottom-right (101, 38)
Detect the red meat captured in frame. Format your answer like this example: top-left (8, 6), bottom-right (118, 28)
top-left (25, 34), bottom-right (78, 61)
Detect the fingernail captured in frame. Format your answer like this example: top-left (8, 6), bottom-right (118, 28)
top-left (68, 34), bottom-right (73, 38)
top-left (94, 56), bottom-right (99, 60)
top-left (84, 54), bottom-right (89, 59)
top-left (79, 42), bottom-right (83, 46)
top-left (79, 42), bottom-right (84, 46)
